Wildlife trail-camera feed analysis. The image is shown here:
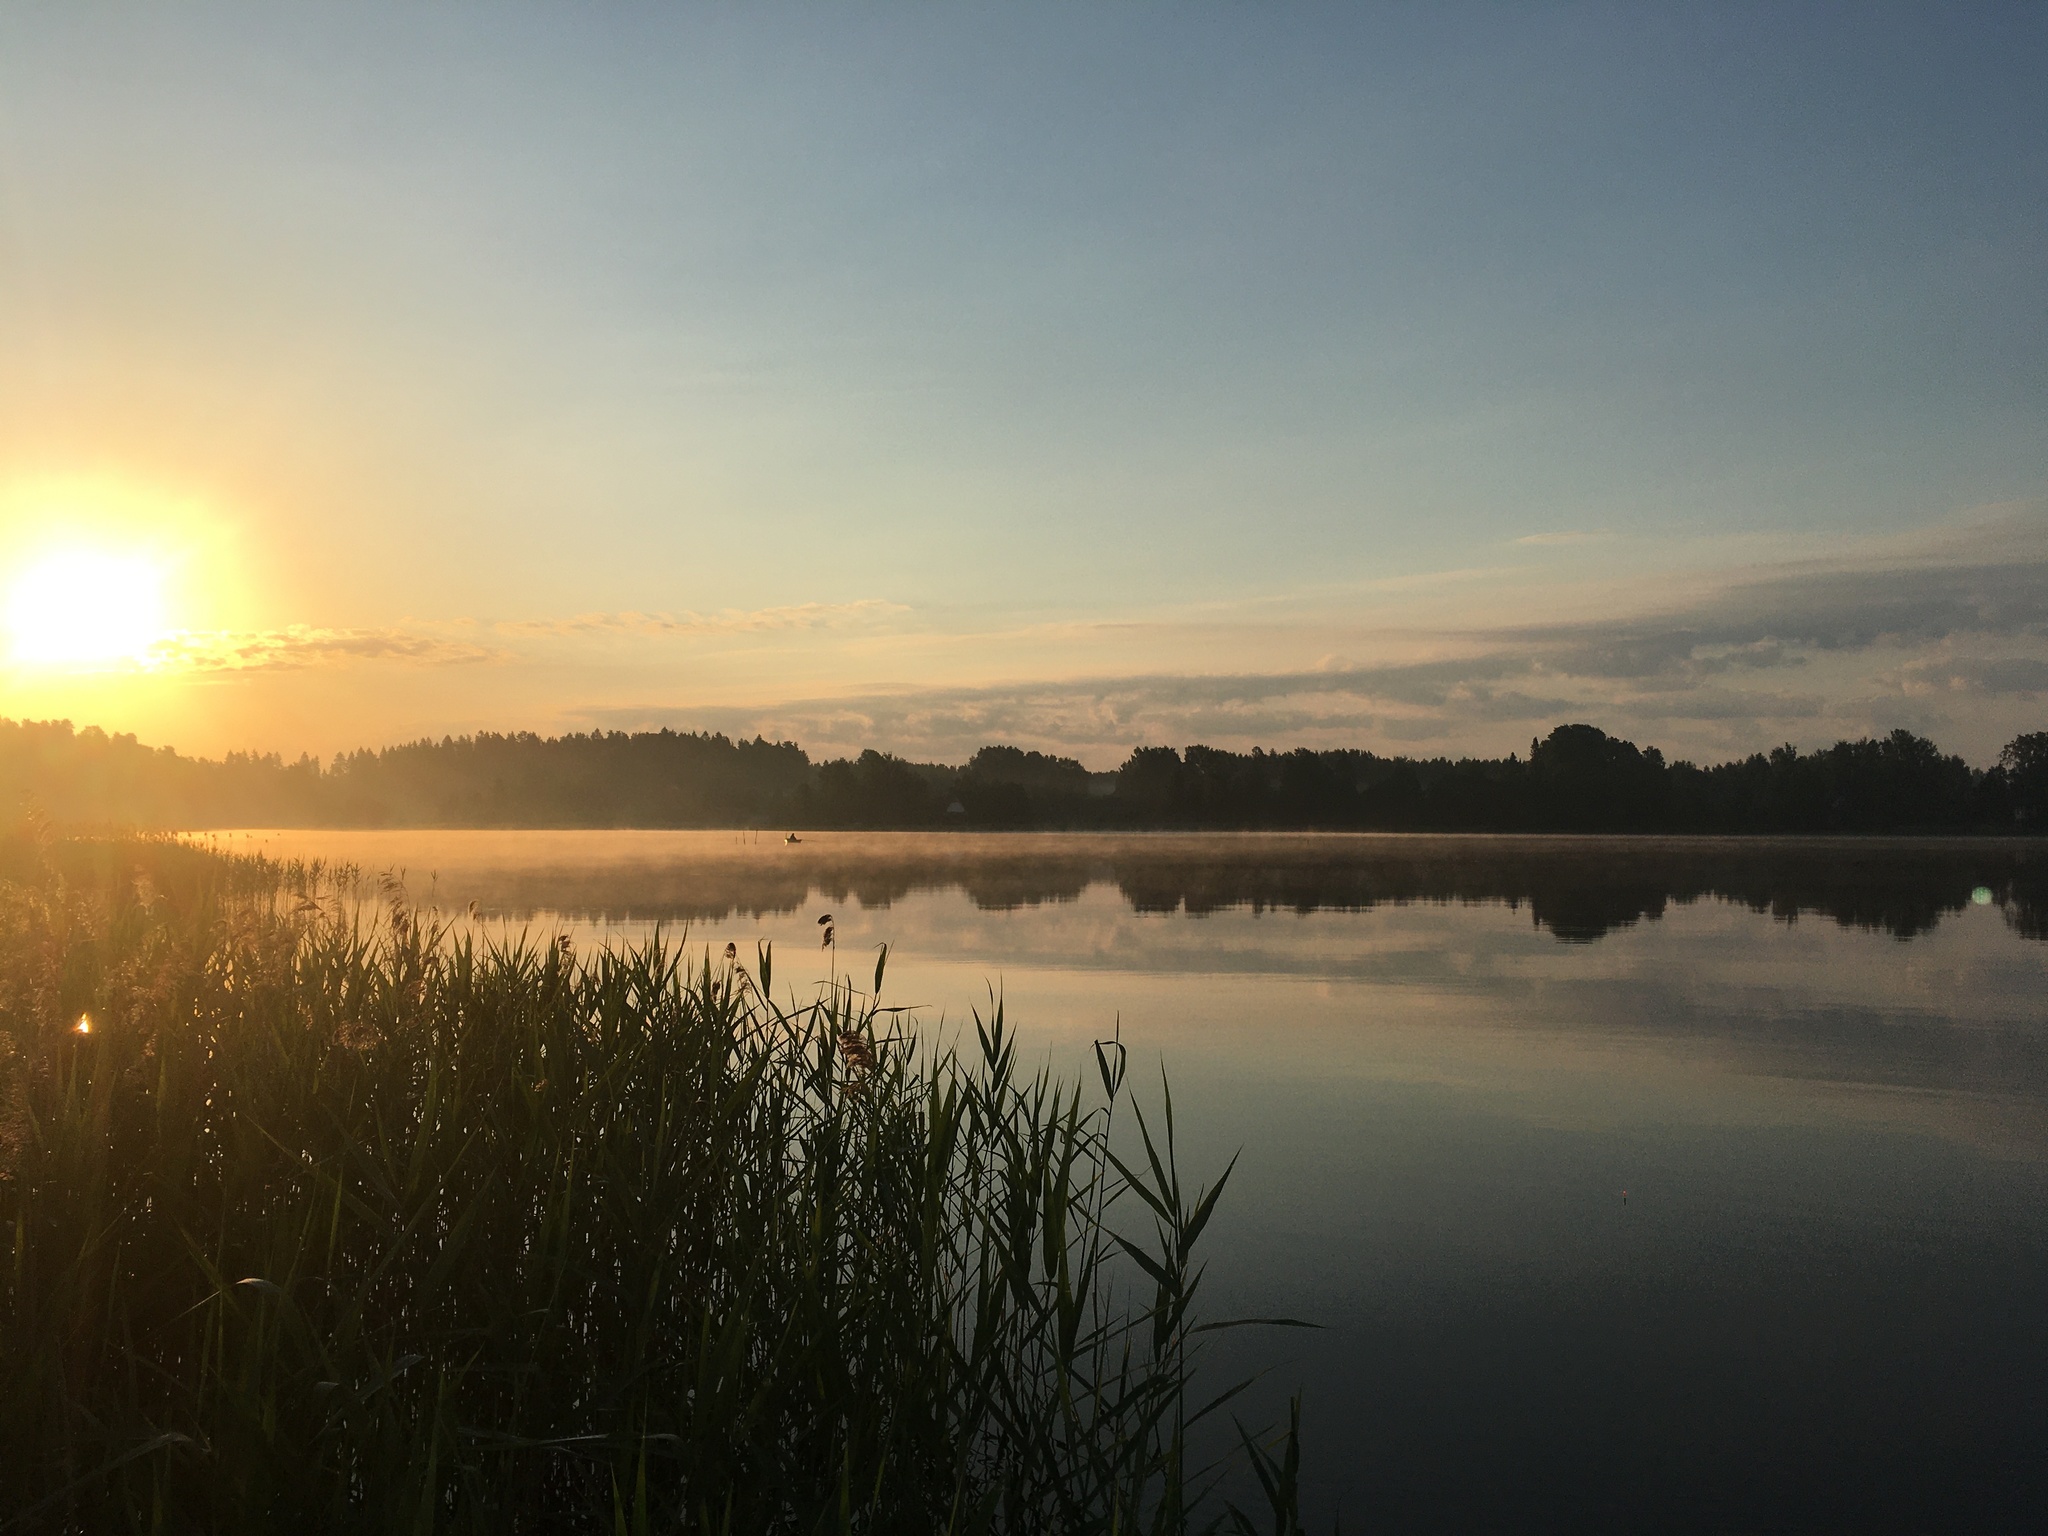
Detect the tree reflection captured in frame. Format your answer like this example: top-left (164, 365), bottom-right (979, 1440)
top-left (427, 836), bottom-right (2048, 944)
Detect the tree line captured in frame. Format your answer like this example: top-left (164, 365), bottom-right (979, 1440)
top-left (4, 715), bottom-right (2046, 833)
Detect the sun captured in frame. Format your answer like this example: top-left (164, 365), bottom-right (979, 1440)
top-left (6, 548), bottom-right (170, 667)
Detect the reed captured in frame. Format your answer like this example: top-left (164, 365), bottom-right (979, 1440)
top-left (0, 834), bottom-right (1308, 1534)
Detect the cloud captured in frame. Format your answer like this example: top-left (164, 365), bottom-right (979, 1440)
top-left (575, 511), bottom-right (2048, 765)
top-left (499, 599), bottom-right (908, 640)
top-left (1887, 655), bottom-right (2048, 698)
top-left (1492, 556), bottom-right (2048, 682)
top-left (151, 626), bottom-right (503, 673)
top-left (1512, 530), bottom-right (1604, 546)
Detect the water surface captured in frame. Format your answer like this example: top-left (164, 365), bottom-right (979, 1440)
top-left (225, 830), bottom-right (2048, 1532)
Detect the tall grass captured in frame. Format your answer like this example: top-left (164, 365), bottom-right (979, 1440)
top-left (0, 834), bottom-right (1308, 1533)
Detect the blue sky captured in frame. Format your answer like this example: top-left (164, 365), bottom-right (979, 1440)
top-left (2, 3), bottom-right (2044, 763)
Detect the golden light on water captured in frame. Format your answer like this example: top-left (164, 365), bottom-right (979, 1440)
top-left (75, 1014), bottom-right (93, 1035)
top-left (6, 547), bottom-right (170, 668)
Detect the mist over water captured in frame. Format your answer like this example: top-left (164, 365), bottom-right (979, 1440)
top-left (229, 830), bottom-right (2048, 1531)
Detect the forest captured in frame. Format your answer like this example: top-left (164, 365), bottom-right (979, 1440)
top-left (3, 715), bottom-right (2045, 834)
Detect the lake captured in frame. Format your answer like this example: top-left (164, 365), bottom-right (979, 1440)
top-left (222, 830), bottom-right (2048, 1533)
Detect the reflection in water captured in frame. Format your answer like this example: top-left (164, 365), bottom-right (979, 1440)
top-left (222, 829), bottom-right (2048, 943)
top-left (219, 830), bottom-right (2048, 1531)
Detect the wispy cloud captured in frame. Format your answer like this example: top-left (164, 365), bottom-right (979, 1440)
top-left (150, 627), bottom-right (503, 673)
top-left (1512, 530), bottom-right (1604, 547)
top-left (499, 600), bottom-right (908, 640)
top-left (150, 600), bottom-right (913, 674)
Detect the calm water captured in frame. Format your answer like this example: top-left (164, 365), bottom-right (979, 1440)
top-left (226, 830), bottom-right (2048, 1533)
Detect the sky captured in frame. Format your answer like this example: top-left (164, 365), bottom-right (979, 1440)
top-left (1, 2), bottom-right (2044, 767)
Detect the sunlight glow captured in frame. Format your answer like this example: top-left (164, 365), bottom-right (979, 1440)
top-left (6, 549), bottom-right (169, 667)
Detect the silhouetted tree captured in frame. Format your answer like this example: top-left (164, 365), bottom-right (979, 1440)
top-left (1361, 761), bottom-right (1424, 828)
top-left (812, 750), bottom-right (943, 827)
top-left (2003, 731), bottom-right (2048, 829)
top-left (955, 746), bottom-right (1090, 826)
top-left (5, 713), bottom-right (2043, 835)
top-left (1524, 725), bottom-right (1669, 830)
top-left (1115, 747), bottom-right (1187, 822)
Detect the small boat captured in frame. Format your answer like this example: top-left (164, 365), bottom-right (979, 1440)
top-left (784, 833), bottom-right (801, 844)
